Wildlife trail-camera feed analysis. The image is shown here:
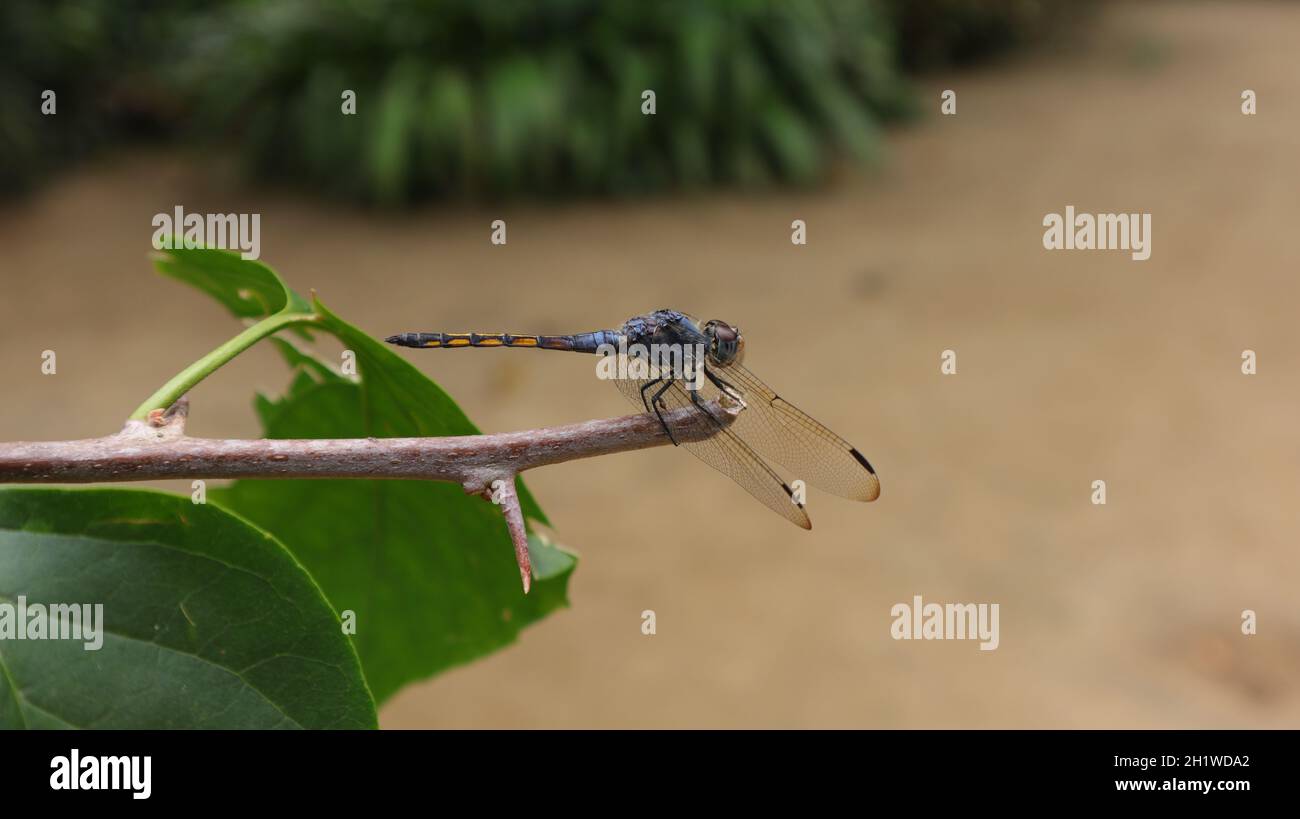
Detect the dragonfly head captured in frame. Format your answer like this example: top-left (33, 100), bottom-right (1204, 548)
top-left (703, 319), bottom-right (745, 366)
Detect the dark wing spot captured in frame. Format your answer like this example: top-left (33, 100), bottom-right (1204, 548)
top-left (849, 448), bottom-right (877, 475)
top-left (781, 482), bottom-right (805, 509)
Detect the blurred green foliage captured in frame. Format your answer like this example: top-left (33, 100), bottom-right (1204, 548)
top-left (183, 0), bottom-right (913, 203)
top-left (0, 0), bottom-right (201, 192)
top-left (884, 0), bottom-right (1088, 70)
top-left (0, 0), bottom-right (1087, 203)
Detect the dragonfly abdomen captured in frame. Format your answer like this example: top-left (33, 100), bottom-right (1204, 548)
top-left (385, 330), bottom-right (620, 352)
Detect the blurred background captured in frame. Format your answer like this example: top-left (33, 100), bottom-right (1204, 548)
top-left (2, 0), bottom-right (1298, 727)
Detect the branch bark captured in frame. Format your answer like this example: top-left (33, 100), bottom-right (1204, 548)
top-left (0, 398), bottom-right (739, 593)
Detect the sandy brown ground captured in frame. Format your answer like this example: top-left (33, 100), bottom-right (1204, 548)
top-left (2, 1), bottom-right (1297, 727)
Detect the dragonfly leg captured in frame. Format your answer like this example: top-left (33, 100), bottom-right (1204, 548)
top-left (649, 379), bottom-right (680, 446)
top-left (684, 379), bottom-right (735, 441)
top-left (638, 374), bottom-right (677, 444)
top-left (704, 365), bottom-right (743, 402)
top-left (638, 374), bottom-right (664, 412)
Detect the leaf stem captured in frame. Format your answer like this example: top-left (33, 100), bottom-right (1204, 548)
top-left (128, 311), bottom-right (315, 420)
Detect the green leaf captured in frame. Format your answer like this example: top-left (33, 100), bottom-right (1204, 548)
top-left (149, 247), bottom-right (575, 703)
top-left (153, 243), bottom-right (312, 320)
top-left (208, 313), bottom-right (573, 705)
top-left (0, 488), bottom-right (376, 729)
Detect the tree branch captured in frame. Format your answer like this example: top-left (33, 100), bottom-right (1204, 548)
top-left (0, 398), bottom-right (739, 593)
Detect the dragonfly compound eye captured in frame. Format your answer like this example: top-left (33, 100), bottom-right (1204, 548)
top-left (707, 321), bottom-right (744, 365)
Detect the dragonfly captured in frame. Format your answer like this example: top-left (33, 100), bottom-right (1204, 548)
top-left (386, 309), bottom-right (879, 528)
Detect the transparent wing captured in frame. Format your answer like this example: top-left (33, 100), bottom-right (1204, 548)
top-left (611, 360), bottom-right (811, 529)
top-left (713, 362), bottom-right (880, 502)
